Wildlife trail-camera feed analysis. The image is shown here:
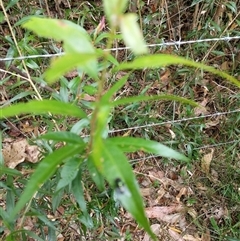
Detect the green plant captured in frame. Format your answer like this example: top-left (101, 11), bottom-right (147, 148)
top-left (1, 0), bottom-right (240, 240)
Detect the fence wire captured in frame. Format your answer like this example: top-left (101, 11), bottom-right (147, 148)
top-left (0, 35), bottom-right (239, 62)
top-left (1, 34), bottom-right (239, 162)
top-left (130, 139), bottom-right (239, 163)
top-left (109, 109), bottom-right (240, 134)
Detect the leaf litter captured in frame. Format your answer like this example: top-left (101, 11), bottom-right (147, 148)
top-left (2, 138), bottom-right (40, 169)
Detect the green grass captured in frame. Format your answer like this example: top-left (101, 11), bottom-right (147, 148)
top-left (1, 0), bottom-right (240, 240)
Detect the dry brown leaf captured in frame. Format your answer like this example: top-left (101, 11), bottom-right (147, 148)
top-left (57, 234), bottom-right (65, 241)
top-left (162, 213), bottom-right (183, 223)
top-left (213, 4), bottom-right (225, 25)
top-left (81, 94), bottom-right (96, 101)
top-left (194, 106), bottom-right (208, 116)
top-left (205, 119), bottom-right (219, 128)
top-left (201, 228), bottom-right (211, 241)
top-left (3, 138), bottom-right (40, 168)
top-left (145, 205), bottom-right (184, 223)
top-left (64, 69), bottom-right (78, 78)
top-left (146, 205), bottom-right (183, 216)
top-left (176, 187), bottom-right (188, 202)
top-left (160, 68), bottom-right (171, 84)
top-left (183, 234), bottom-right (201, 241)
top-left (168, 129), bottom-right (176, 139)
top-left (141, 188), bottom-right (152, 197)
top-left (20, 121), bottom-right (37, 134)
top-left (220, 61), bottom-right (230, 71)
top-left (187, 208), bottom-right (198, 219)
top-left (156, 187), bottom-right (166, 200)
top-left (201, 149), bottom-right (214, 174)
top-left (194, 98), bottom-right (209, 116)
top-left (168, 228), bottom-right (184, 241)
top-left (142, 224), bottom-right (160, 241)
top-left (115, 71), bottom-right (128, 79)
top-left (210, 169), bottom-right (219, 183)
top-left (148, 170), bottom-right (165, 180)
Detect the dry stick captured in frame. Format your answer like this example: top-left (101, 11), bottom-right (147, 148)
top-left (192, 3), bottom-right (199, 30)
top-left (164, 0), bottom-right (174, 40)
top-left (43, 0), bottom-right (51, 17)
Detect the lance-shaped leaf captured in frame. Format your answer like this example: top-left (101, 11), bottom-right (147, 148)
top-left (10, 144), bottom-right (84, 219)
top-left (103, 0), bottom-right (128, 25)
top-left (119, 14), bottom-right (148, 55)
top-left (112, 94), bottom-right (199, 107)
top-left (101, 140), bottom-right (156, 240)
top-left (23, 17), bottom-right (98, 82)
top-left (110, 137), bottom-right (189, 162)
top-left (44, 53), bottom-right (98, 82)
top-left (23, 17), bottom-right (94, 54)
top-left (115, 54), bottom-right (240, 87)
top-left (1, 100), bottom-right (86, 119)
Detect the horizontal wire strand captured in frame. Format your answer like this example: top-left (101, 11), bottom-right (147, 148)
top-left (1, 31), bottom-right (239, 161)
top-left (109, 109), bottom-right (240, 134)
top-left (0, 36), bottom-right (239, 62)
top-left (130, 140), bottom-right (239, 163)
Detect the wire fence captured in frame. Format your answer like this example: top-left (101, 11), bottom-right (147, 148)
top-left (0, 35), bottom-right (240, 61)
top-left (1, 35), bottom-right (240, 161)
top-left (110, 108), bottom-right (240, 160)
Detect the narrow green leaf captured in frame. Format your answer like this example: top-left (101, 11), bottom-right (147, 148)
top-left (45, 53), bottom-right (98, 83)
top-left (101, 141), bottom-right (156, 240)
top-left (1, 100), bottom-right (86, 119)
top-left (56, 158), bottom-right (82, 191)
top-left (115, 54), bottom-right (240, 87)
top-left (0, 165), bottom-right (22, 176)
top-left (110, 137), bottom-right (189, 162)
top-left (112, 94), bottom-right (198, 107)
top-left (6, 230), bottom-right (45, 241)
top-left (40, 131), bottom-right (85, 145)
top-left (2, 91), bottom-right (34, 107)
top-left (6, 0), bottom-right (20, 11)
top-left (87, 156), bottom-right (105, 191)
top-left (52, 189), bottom-right (64, 212)
top-left (23, 18), bottom-right (94, 54)
top-left (71, 170), bottom-right (87, 213)
top-left (30, 210), bottom-right (57, 230)
top-left (0, 206), bottom-right (13, 231)
top-left (102, 74), bottom-right (129, 103)
top-left (103, 0), bottom-right (128, 25)
top-left (120, 14), bottom-right (148, 55)
top-left (225, 237), bottom-right (240, 241)
top-left (23, 17), bottom-right (98, 80)
top-left (10, 144), bottom-right (83, 219)
top-left (71, 118), bottom-right (90, 135)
